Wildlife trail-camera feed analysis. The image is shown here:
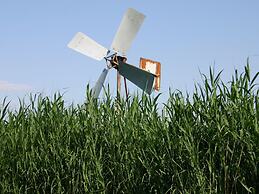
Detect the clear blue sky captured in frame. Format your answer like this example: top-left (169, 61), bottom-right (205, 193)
top-left (1, 1), bottom-right (258, 106)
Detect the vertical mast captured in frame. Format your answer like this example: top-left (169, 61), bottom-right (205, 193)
top-left (117, 71), bottom-right (121, 96)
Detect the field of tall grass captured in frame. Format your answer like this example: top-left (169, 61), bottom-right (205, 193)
top-left (0, 65), bottom-right (258, 193)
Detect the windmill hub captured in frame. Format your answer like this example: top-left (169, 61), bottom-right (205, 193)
top-left (110, 55), bottom-right (127, 70)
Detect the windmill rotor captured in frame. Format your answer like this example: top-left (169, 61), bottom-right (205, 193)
top-left (67, 8), bottom-right (160, 98)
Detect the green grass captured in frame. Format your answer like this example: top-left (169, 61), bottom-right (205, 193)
top-left (0, 64), bottom-right (258, 193)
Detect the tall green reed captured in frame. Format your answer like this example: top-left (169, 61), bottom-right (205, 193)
top-left (0, 64), bottom-right (258, 193)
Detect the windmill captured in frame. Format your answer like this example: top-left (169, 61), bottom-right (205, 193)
top-left (68, 8), bottom-right (161, 98)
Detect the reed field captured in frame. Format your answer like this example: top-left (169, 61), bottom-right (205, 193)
top-left (0, 65), bottom-right (258, 193)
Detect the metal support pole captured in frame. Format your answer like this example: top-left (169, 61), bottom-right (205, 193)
top-left (117, 71), bottom-right (121, 97)
top-left (124, 77), bottom-right (128, 98)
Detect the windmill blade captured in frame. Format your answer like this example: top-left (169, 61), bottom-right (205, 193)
top-left (68, 32), bottom-right (108, 61)
top-left (118, 61), bottom-right (155, 95)
top-left (92, 68), bottom-right (109, 98)
top-left (111, 8), bottom-right (145, 55)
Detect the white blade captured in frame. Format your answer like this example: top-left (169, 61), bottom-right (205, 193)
top-left (92, 68), bottom-right (109, 98)
top-left (111, 8), bottom-right (145, 55)
top-left (68, 32), bottom-right (108, 61)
